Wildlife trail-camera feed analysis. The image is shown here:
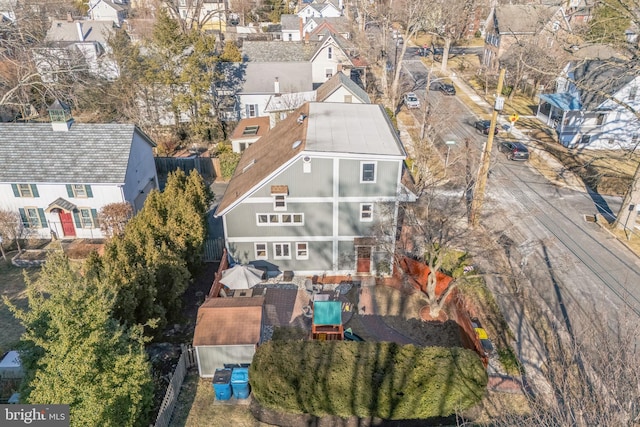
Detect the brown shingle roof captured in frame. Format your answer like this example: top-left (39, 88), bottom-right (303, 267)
top-left (230, 117), bottom-right (271, 140)
top-left (216, 103), bottom-right (309, 214)
top-left (193, 297), bottom-right (264, 346)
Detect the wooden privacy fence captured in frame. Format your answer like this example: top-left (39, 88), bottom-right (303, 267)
top-left (153, 344), bottom-right (197, 427)
top-left (155, 156), bottom-right (216, 181)
top-left (202, 237), bottom-right (225, 262)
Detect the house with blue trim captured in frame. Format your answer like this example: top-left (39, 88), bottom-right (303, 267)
top-left (0, 103), bottom-right (158, 239)
top-left (537, 59), bottom-right (640, 149)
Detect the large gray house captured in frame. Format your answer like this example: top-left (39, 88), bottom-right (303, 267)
top-left (215, 102), bottom-right (415, 276)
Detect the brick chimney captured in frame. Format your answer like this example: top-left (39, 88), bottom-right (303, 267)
top-left (299, 17), bottom-right (303, 40)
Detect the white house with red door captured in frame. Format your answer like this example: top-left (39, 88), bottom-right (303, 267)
top-left (0, 103), bottom-right (158, 240)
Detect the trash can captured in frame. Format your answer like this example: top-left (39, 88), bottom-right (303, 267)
top-left (212, 369), bottom-right (232, 401)
top-left (230, 367), bottom-right (250, 399)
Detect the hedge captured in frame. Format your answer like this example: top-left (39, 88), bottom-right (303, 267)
top-left (250, 341), bottom-right (487, 419)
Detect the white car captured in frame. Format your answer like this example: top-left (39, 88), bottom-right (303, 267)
top-left (404, 92), bottom-right (420, 109)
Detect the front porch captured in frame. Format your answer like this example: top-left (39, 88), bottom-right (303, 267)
top-left (536, 93), bottom-right (582, 147)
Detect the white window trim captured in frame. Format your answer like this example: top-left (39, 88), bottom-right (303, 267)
top-left (360, 203), bottom-right (373, 222)
top-left (273, 194), bottom-right (287, 211)
top-left (360, 161), bottom-right (377, 183)
top-left (273, 243), bottom-right (291, 260)
top-left (256, 213), bottom-right (304, 226)
top-left (325, 68), bottom-right (333, 78)
top-left (296, 242), bottom-right (309, 260)
top-left (255, 243), bottom-right (268, 260)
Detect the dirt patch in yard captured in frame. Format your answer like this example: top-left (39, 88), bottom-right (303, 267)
top-left (62, 239), bottom-right (105, 259)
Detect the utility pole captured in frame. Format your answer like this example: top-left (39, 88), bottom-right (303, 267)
top-left (469, 68), bottom-right (506, 227)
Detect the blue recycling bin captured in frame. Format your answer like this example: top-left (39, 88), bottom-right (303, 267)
top-left (212, 369), bottom-right (232, 401)
top-left (231, 367), bottom-right (250, 399)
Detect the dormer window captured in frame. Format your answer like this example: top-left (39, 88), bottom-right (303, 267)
top-left (271, 185), bottom-right (288, 210)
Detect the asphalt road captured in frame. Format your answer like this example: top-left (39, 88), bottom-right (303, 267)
top-left (397, 55), bottom-right (640, 388)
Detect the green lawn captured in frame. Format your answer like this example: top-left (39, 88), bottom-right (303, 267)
top-left (0, 257), bottom-right (36, 354)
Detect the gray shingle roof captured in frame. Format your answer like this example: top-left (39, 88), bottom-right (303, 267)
top-left (495, 5), bottom-right (558, 34)
top-left (242, 40), bottom-right (320, 62)
top-left (217, 62), bottom-right (313, 93)
top-left (0, 123), bottom-right (152, 184)
top-left (570, 60), bottom-right (638, 110)
top-left (280, 14), bottom-right (300, 31)
top-left (316, 72), bottom-right (370, 103)
top-left (45, 20), bottom-right (114, 45)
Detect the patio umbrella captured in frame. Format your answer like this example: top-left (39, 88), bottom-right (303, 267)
top-left (219, 264), bottom-right (264, 290)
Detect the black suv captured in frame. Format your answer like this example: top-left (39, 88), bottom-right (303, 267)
top-left (499, 141), bottom-right (529, 161)
top-left (430, 81), bottom-right (456, 95)
top-left (474, 120), bottom-right (498, 135)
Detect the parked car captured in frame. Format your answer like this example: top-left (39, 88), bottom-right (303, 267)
top-left (430, 81), bottom-right (456, 95)
top-left (403, 92), bottom-right (420, 109)
top-left (474, 120), bottom-right (499, 135)
top-left (499, 141), bottom-right (530, 160)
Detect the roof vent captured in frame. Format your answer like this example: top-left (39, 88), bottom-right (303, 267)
top-left (297, 114), bottom-right (306, 124)
top-left (292, 140), bottom-right (302, 149)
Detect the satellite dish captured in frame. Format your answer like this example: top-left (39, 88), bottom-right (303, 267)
top-left (292, 140), bottom-right (302, 149)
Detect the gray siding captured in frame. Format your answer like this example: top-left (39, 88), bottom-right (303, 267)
top-left (338, 240), bottom-right (355, 270)
top-left (251, 157), bottom-right (333, 198)
top-left (225, 201), bottom-right (332, 238)
top-left (196, 345), bottom-right (256, 378)
top-left (338, 202), bottom-right (375, 236)
top-left (339, 159), bottom-right (400, 197)
top-left (228, 240), bottom-right (333, 271)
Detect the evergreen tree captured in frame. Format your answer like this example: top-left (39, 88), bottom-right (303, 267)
top-left (5, 252), bottom-right (154, 427)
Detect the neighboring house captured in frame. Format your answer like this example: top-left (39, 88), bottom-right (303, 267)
top-left (305, 17), bottom-right (351, 40)
top-left (263, 70), bottom-right (370, 128)
top-left (229, 116), bottom-right (270, 153)
top-left (537, 59), bottom-right (640, 149)
top-left (88, 0), bottom-right (128, 26)
top-left (0, 103), bottom-right (158, 239)
top-left (35, 19), bottom-right (118, 81)
top-left (564, 0), bottom-right (594, 24)
top-left (215, 102), bottom-right (416, 276)
top-left (193, 295), bottom-right (264, 378)
top-left (242, 34), bottom-right (363, 88)
top-left (215, 62), bottom-right (313, 121)
top-left (281, 14), bottom-right (302, 41)
top-left (297, 0), bottom-right (342, 23)
top-left (315, 70), bottom-right (370, 103)
top-left (482, 4), bottom-right (571, 71)
top-left (172, 0), bottom-right (228, 33)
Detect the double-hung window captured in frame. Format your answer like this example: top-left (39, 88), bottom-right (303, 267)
top-left (273, 243), bottom-right (291, 259)
top-left (360, 203), bottom-right (373, 222)
top-left (296, 242), bottom-right (309, 260)
top-left (255, 243), bottom-right (267, 259)
top-left (274, 195), bottom-right (286, 210)
top-left (361, 162), bottom-right (376, 183)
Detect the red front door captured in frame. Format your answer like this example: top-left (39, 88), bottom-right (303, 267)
top-left (59, 212), bottom-right (75, 237)
top-left (356, 246), bottom-right (371, 273)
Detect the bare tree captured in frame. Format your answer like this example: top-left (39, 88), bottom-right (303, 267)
top-left (98, 203), bottom-right (134, 239)
top-left (0, 209), bottom-right (27, 253)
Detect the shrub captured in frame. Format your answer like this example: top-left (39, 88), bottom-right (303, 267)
top-left (251, 341), bottom-right (487, 419)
